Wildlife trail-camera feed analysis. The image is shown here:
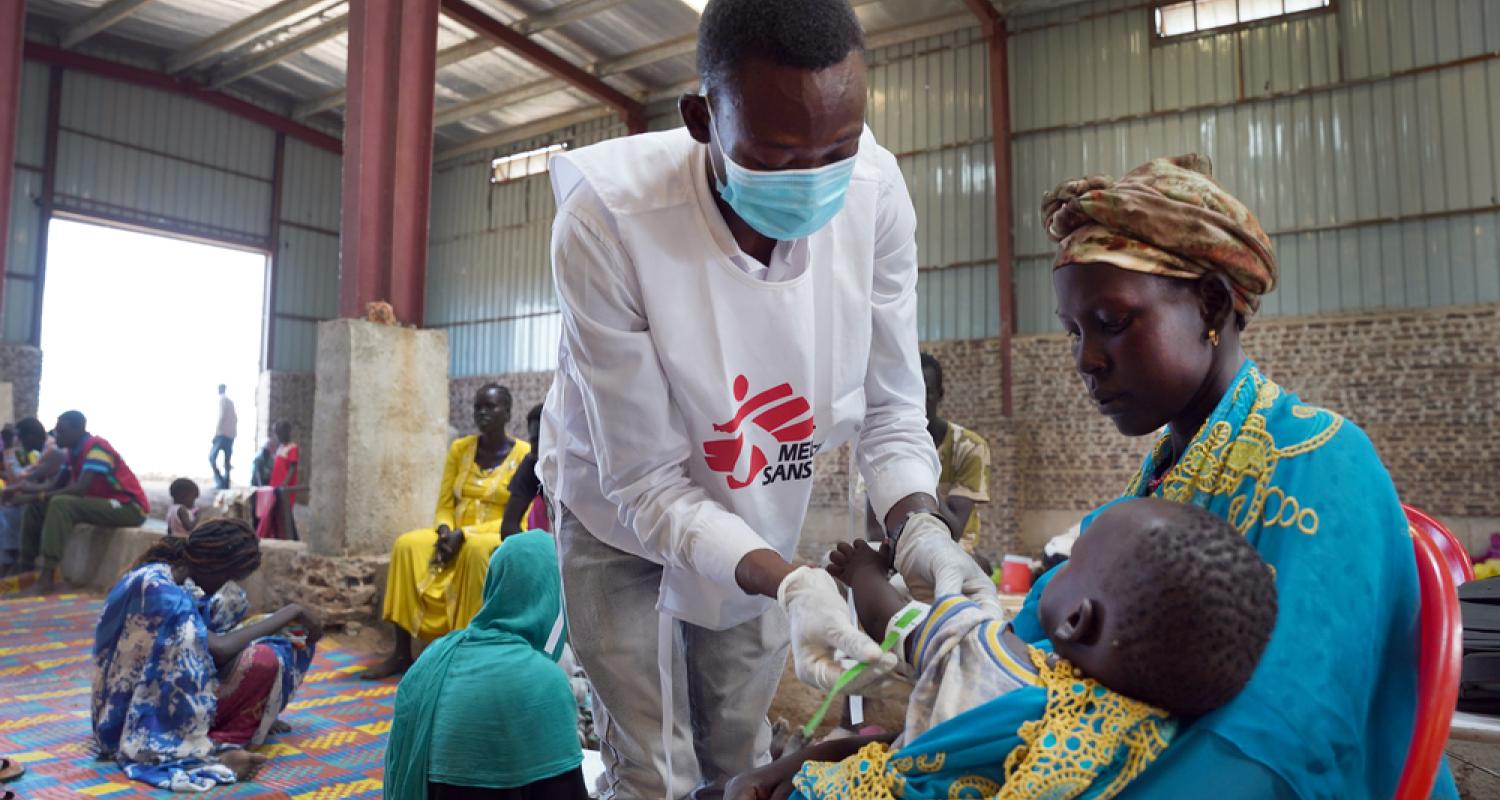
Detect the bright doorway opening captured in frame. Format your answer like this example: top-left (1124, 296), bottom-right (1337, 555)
top-left (38, 218), bottom-right (267, 484)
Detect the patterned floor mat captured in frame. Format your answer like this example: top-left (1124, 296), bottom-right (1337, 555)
top-left (0, 579), bottom-right (393, 799)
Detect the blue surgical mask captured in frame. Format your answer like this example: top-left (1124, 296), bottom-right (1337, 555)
top-left (706, 103), bottom-right (857, 241)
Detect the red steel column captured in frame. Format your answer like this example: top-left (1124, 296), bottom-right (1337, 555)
top-left (389, 0), bottom-right (438, 326)
top-left (964, 0), bottom-right (1014, 416)
top-left (0, 0), bottom-right (27, 312)
top-left (341, 0), bottom-right (437, 324)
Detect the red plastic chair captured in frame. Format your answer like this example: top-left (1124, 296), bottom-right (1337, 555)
top-left (1394, 509), bottom-right (1464, 800)
top-left (1405, 504), bottom-right (1475, 586)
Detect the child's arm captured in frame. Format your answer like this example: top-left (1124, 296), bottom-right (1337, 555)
top-left (726, 733), bottom-right (898, 800)
top-left (827, 541), bottom-right (912, 657)
top-left (175, 506), bottom-right (194, 534)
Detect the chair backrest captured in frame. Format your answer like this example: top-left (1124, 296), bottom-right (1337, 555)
top-left (1405, 504), bottom-right (1475, 586)
top-left (1394, 517), bottom-right (1464, 800)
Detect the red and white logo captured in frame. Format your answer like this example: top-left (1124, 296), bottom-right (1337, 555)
top-left (703, 375), bottom-right (819, 490)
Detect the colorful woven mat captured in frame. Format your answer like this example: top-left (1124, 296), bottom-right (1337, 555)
top-left (0, 580), bottom-right (392, 799)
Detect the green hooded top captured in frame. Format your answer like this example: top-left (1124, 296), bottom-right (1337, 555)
top-left (384, 531), bottom-right (579, 798)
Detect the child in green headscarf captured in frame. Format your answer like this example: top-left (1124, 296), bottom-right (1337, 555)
top-left (385, 530), bottom-right (585, 800)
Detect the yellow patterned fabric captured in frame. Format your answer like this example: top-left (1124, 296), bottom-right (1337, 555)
top-left (998, 649), bottom-right (1172, 800)
top-left (789, 648), bottom-right (1173, 800)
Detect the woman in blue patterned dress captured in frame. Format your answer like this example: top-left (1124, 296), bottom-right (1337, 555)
top-left (92, 518), bottom-right (322, 792)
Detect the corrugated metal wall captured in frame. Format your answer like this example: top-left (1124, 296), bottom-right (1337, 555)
top-left (1010, 0), bottom-right (1500, 332)
top-left (6, 62), bottom-right (52, 344)
top-left (53, 71), bottom-right (276, 248)
top-left (429, 0), bottom-right (1500, 373)
top-left (869, 28), bottom-right (999, 343)
top-left (5, 61), bottom-right (343, 368)
top-left (271, 138), bottom-right (342, 371)
top-left (428, 115), bottom-right (628, 376)
top-left (429, 29), bottom-right (1002, 376)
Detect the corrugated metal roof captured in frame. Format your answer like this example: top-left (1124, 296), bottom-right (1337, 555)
top-left (23, 0), bottom-right (994, 152)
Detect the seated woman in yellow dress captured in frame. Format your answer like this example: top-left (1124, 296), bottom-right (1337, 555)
top-left (361, 384), bottom-right (531, 680)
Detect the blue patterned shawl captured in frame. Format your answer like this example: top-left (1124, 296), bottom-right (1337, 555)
top-left (92, 564), bottom-right (311, 792)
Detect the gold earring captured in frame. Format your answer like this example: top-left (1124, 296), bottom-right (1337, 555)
top-left (1208, 329), bottom-right (1220, 347)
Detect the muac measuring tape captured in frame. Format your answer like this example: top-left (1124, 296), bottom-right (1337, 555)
top-left (801, 601), bottom-right (926, 738)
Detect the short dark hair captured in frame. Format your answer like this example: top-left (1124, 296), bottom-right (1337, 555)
top-left (920, 352), bottom-right (943, 388)
top-left (696, 0), bottom-right (865, 93)
top-left (15, 417), bottom-right (44, 441)
top-left (58, 410), bottom-right (86, 430)
top-left (1104, 502), bottom-right (1276, 717)
top-left (274, 420), bottom-right (293, 440)
top-left (169, 478), bottom-right (199, 503)
top-left (476, 383), bottom-right (513, 411)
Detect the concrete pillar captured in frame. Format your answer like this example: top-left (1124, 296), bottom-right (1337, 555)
top-left (0, 0), bottom-right (26, 301)
top-left (308, 319), bottom-right (449, 557)
top-left (339, 0), bottom-right (439, 326)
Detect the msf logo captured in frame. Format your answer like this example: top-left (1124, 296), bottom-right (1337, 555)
top-left (703, 375), bottom-right (819, 490)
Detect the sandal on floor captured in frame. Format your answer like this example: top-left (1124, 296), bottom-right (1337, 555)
top-left (0, 757), bottom-right (23, 782)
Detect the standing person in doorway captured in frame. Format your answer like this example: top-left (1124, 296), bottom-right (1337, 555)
top-left (539, 1), bottom-right (995, 795)
top-left (210, 384), bottom-right (237, 490)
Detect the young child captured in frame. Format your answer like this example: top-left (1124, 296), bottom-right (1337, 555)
top-left (733, 498), bottom-right (1277, 800)
top-left (166, 478), bottom-right (200, 537)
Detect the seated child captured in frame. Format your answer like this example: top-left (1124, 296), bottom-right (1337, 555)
top-left (731, 498), bottom-right (1277, 800)
top-left (166, 478), bottom-right (200, 537)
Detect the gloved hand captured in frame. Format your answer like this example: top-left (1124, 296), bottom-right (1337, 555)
top-left (894, 513), bottom-right (1003, 617)
top-left (777, 565), bottom-right (899, 693)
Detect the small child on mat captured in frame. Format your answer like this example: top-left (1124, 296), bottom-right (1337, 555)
top-left (730, 498), bottom-right (1277, 800)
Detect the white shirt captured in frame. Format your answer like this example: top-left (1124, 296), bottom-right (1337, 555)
top-left (216, 395), bottom-right (237, 439)
top-left (539, 127), bottom-right (939, 630)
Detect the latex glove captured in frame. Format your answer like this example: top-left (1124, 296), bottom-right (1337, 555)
top-left (894, 513), bottom-right (1004, 617)
top-left (777, 566), bottom-right (899, 693)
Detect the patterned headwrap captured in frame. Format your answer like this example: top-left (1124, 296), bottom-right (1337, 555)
top-left (1042, 154), bottom-right (1277, 316)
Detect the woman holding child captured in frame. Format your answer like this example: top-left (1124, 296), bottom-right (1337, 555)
top-left (732, 155), bottom-right (1456, 798)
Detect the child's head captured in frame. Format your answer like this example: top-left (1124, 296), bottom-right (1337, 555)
top-left (1037, 497), bottom-right (1276, 718)
top-left (15, 417), bottom-right (46, 451)
top-left (169, 477), bottom-right (200, 507)
top-left (274, 420), bottom-right (293, 445)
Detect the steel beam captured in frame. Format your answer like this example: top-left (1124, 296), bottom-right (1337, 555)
top-left (167, 0), bottom-right (326, 74)
top-left (441, 0), bottom-right (644, 132)
top-left (292, 0), bottom-right (625, 120)
top-left (515, 0), bottom-right (629, 34)
top-left (433, 76), bottom-right (565, 127)
top-left (263, 132), bottom-right (286, 370)
top-left (25, 43), bottom-right (340, 155)
top-left (390, 0), bottom-right (439, 326)
top-left (592, 34), bottom-right (693, 76)
top-left (963, 0), bottom-right (1015, 416)
top-left (211, 13), bottom-right (350, 89)
top-left (340, 0), bottom-right (438, 324)
top-left (60, 0), bottom-right (157, 48)
top-left (341, 0), bottom-right (401, 320)
top-left (436, 106), bottom-right (612, 161)
top-left (30, 68), bottom-right (62, 347)
top-left (0, 0), bottom-right (23, 314)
